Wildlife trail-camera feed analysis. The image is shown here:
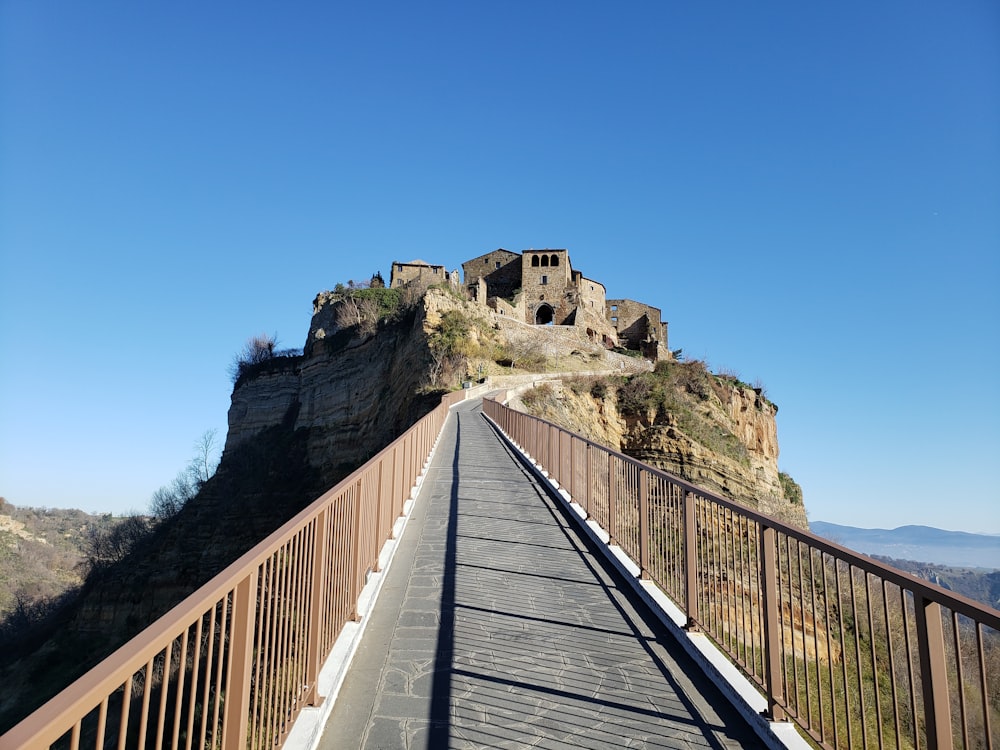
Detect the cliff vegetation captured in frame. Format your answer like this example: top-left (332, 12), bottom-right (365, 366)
top-left (0, 282), bottom-right (809, 731)
top-left (516, 360), bottom-right (807, 527)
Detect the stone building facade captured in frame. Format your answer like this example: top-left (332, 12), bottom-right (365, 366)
top-left (389, 260), bottom-right (459, 291)
top-left (461, 248), bottom-right (664, 353)
top-left (383, 248), bottom-right (669, 359)
top-left (606, 299), bottom-right (669, 360)
top-left (461, 249), bottom-right (522, 303)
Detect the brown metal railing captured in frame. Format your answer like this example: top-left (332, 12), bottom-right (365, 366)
top-left (483, 396), bottom-right (1000, 750)
top-left (1, 390), bottom-right (469, 750)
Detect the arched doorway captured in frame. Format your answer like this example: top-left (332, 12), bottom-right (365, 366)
top-left (535, 304), bottom-right (554, 325)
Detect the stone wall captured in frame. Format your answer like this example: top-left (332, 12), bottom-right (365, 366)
top-left (607, 298), bottom-right (668, 354)
top-left (390, 261), bottom-right (452, 290)
top-left (462, 249), bottom-right (521, 301)
top-left (521, 249), bottom-right (573, 325)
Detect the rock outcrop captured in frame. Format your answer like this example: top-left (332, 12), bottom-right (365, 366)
top-left (515, 364), bottom-right (806, 528)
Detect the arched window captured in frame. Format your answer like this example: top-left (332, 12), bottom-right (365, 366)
top-left (550, 255), bottom-right (559, 267)
top-left (531, 255), bottom-right (540, 267)
top-left (541, 255), bottom-right (549, 267)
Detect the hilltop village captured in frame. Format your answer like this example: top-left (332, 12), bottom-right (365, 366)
top-left (388, 248), bottom-right (669, 360)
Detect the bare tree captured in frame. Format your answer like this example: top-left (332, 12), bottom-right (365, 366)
top-left (149, 430), bottom-right (219, 521)
top-left (84, 515), bottom-right (152, 574)
top-left (189, 429), bottom-right (219, 487)
top-left (335, 294), bottom-right (382, 336)
top-left (230, 333), bottom-right (277, 382)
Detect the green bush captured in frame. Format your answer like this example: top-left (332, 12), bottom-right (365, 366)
top-left (779, 472), bottom-right (803, 505)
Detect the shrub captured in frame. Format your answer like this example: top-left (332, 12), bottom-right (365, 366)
top-left (521, 382), bottom-right (555, 408)
top-left (616, 374), bottom-right (663, 416)
top-left (590, 378), bottom-right (609, 400)
top-left (779, 472), bottom-right (803, 505)
top-left (229, 333), bottom-right (304, 385)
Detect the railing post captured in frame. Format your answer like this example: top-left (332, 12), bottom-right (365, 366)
top-left (221, 569), bottom-right (259, 750)
top-left (684, 491), bottom-right (699, 630)
top-left (569, 434), bottom-right (575, 499)
top-left (760, 525), bottom-right (786, 721)
top-left (638, 469), bottom-right (649, 579)
top-left (375, 459), bottom-right (385, 554)
top-left (304, 509), bottom-right (329, 704)
top-left (916, 596), bottom-right (953, 750)
top-left (607, 453), bottom-right (618, 546)
top-left (584, 443), bottom-right (591, 518)
top-left (350, 480), bottom-right (364, 622)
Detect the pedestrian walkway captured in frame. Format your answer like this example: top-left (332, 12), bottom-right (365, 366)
top-left (321, 399), bottom-right (763, 749)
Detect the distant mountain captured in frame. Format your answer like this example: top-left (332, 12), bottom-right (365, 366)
top-left (810, 521), bottom-right (1000, 570)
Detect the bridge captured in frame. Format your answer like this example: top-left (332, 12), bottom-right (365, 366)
top-left (2, 388), bottom-right (998, 749)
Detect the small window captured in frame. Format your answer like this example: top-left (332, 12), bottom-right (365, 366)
top-left (433, 267), bottom-right (439, 274)
top-left (611, 316), bottom-right (618, 324)
top-left (611, 305), bottom-right (618, 311)
top-left (397, 264), bottom-right (403, 271)
top-left (541, 275), bottom-right (548, 285)
top-left (590, 285), bottom-right (594, 291)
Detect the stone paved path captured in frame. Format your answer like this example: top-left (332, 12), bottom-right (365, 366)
top-left (321, 400), bottom-right (763, 749)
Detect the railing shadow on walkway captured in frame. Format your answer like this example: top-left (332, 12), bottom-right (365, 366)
top-left (358, 404), bottom-right (765, 749)
top-left (482, 394), bottom-right (1000, 750)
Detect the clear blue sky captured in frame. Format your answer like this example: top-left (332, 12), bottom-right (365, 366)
top-left (1, 3), bottom-right (997, 533)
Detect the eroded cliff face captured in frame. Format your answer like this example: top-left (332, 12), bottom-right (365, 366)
top-left (517, 366), bottom-right (807, 528)
top-left (224, 304), bottom-right (441, 489)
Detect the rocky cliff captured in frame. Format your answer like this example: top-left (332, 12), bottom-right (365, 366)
top-left (0, 283), bottom-right (807, 731)
top-left (514, 362), bottom-right (806, 527)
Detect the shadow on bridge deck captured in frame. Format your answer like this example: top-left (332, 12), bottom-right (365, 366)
top-left (320, 399), bottom-right (764, 749)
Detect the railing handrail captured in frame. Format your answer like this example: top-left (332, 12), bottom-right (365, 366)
top-left (0, 388), bottom-right (471, 750)
top-left (504, 404), bottom-right (999, 627)
top-left (482, 394), bottom-right (1000, 750)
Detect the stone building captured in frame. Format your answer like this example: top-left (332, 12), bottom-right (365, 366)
top-left (381, 247), bottom-right (671, 360)
top-left (607, 299), bottom-right (668, 360)
top-left (461, 249), bottom-right (522, 303)
top-left (462, 248), bottom-right (622, 349)
top-left (389, 260), bottom-right (459, 291)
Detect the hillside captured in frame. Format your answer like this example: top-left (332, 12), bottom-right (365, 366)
top-left (0, 283), bottom-right (805, 731)
top-left (868, 556), bottom-right (1000, 611)
top-left (0, 500), bottom-right (122, 621)
top-left (512, 363), bottom-right (807, 528)
top-left (810, 521), bottom-right (1000, 570)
